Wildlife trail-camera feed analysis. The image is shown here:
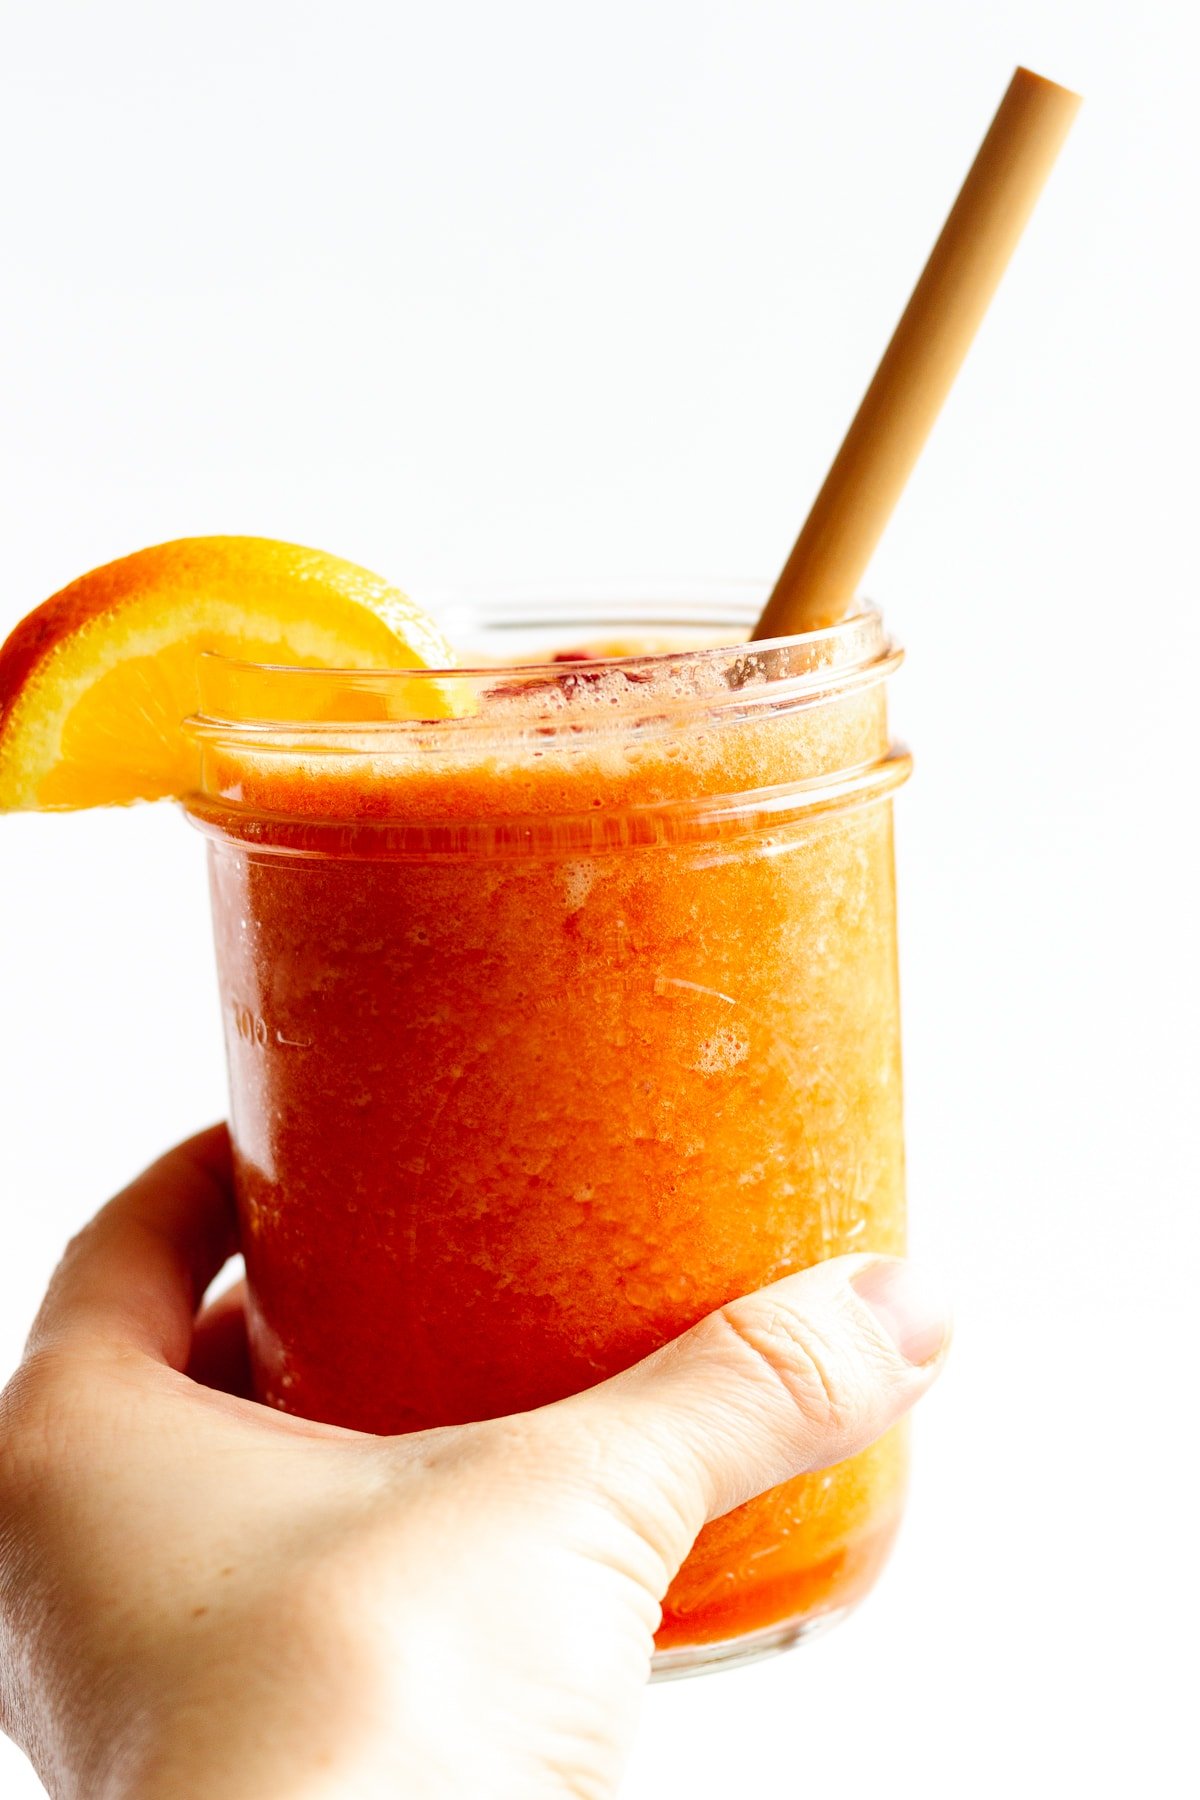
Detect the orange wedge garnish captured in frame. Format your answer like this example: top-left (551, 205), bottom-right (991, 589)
top-left (0, 536), bottom-right (458, 811)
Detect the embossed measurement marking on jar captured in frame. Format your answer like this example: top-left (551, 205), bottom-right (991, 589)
top-left (230, 1000), bottom-right (313, 1051)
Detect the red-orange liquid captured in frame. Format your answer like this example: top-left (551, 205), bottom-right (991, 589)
top-left (197, 649), bottom-right (908, 1656)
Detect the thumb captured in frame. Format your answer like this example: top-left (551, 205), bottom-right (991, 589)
top-left (552, 1254), bottom-right (950, 1563)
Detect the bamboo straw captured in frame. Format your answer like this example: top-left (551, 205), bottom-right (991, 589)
top-left (753, 66), bottom-right (1081, 641)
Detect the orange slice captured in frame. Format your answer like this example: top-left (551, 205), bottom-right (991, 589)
top-left (0, 537), bottom-right (458, 811)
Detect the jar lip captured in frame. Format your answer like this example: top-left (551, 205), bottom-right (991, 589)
top-left (188, 594), bottom-right (899, 741)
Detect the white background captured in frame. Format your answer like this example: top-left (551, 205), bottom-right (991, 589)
top-left (2, 2), bottom-right (1197, 1795)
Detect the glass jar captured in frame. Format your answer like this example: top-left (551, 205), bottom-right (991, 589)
top-left (186, 587), bottom-right (910, 1675)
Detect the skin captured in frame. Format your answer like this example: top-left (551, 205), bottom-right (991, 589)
top-left (0, 1128), bottom-right (948, 1799)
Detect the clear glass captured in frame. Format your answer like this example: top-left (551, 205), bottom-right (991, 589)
top-left (186, 589), bottom-right (911, 1677)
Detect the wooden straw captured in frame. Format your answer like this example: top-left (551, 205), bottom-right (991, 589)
top-left (753, 66), bottom-right (1081, 641)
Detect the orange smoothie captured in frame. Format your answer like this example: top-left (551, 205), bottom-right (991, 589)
top-left (189, 602), bottom-right (910, 1668)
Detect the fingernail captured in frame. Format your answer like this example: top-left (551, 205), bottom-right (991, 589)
top-left (851, 1259), bottom-right (951, 1366)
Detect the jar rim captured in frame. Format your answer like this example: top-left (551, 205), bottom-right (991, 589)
top-left (187, 592), bottom-right (900, 747)
top-left (184, 590), bottom-right (907, 847)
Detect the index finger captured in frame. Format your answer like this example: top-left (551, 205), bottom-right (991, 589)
top-left (27, 1124), bottom-right (238, 1369)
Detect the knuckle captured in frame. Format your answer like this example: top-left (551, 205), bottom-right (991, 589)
top-left (53, 1218), bottom-right (103, 1283)
top-left (412, 1411), bottom-right (547, 1491)
top-left (455, 1411), bottom-right (683, 1602)
top-left (0, 1351), bottom-right (87, 1506)
top-left (709, 1298), bottom-right (855, 1441)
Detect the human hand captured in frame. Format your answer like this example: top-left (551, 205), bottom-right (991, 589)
top-left (0, 1129), bottom-right (949, 1799)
